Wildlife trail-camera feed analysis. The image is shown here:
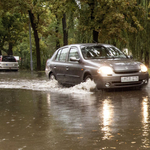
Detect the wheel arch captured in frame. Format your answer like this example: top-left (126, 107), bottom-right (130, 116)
top-left (83, 71), bottom-right (92, 81)
top-left (49, 71), bottom-right (56, 80)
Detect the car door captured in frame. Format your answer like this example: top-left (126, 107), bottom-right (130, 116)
top-left (65, 46), bottom-right (84, 84)
top-left (52, 47), bottom-right (69, 84)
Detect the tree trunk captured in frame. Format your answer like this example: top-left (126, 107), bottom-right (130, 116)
top-left (62, 14), bottom-right (68, 46)
top-left (88, 1), bottom-right (99, 43)
top-left (93, 30), bottom-right (98, 43)
top-left (55, 14), bottom-right (60, 49)
top-left (28, 10), bottom-right (41, 71)
top-left (145, 51), bottom-right (149, 68)
top-left (8, 42), bottom-right (13, 55)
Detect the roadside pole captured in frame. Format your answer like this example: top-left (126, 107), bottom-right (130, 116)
top-left (29, 18), bottom-right (33, 71)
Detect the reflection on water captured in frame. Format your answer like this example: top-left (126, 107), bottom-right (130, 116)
top-left (142, 97), bottom-right (149, 124)
top-left (142, 96), bottom-right (150, 149)
top-left (0, 88), bottom-right (150, 150)
top-left (102, 99), bottom-right (114, 140)
top-left (47, 93), bottom-right (51, 106)
top-left (45, 90), bottom-right (150, 150)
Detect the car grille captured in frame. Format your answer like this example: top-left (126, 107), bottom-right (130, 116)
top-left (112, 80), bottom-right (143, 87)
top-left (114, 70), bottom-right (139, 74)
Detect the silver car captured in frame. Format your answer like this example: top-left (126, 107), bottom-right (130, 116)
top-left (0, 55), bottom-right (19, 71)
top-left (45, 43), bottom-right (149, 89)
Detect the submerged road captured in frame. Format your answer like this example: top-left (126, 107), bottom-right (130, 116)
top-left (0, 71), bottom-right (150, 150)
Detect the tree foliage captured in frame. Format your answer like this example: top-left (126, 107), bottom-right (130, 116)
top-left (0, 0), bottom-right (150, 69)
top-left (0, 12), bottom-right (24, 55)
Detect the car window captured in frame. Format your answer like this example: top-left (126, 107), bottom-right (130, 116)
top-left (68, 47), bottom-right (79, 61)
top-left (55, 49), bottom-right (62, 61)
top-left (2, 56), bottom-right (16, 62)
top-left (81, 46), bottom-right (107, 59)
top-left (59, 47), bottom-right (69, 62)
top-left (0, 56), bottom-right (2, 62)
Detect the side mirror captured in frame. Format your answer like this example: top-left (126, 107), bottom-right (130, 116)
top-left (70, 57), bottom-right (80, 62)
top-left (128, 55), bottom-right (133, 59)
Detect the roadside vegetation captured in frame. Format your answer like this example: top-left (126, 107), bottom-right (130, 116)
top-left (0, 0), bottom-right (150, 71)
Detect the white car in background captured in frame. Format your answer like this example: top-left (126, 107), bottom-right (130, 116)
top-left (0, 55), bottom-right (19, 71)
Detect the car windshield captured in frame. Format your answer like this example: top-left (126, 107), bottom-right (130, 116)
top-left (81, 45), bottom-right (127, 59)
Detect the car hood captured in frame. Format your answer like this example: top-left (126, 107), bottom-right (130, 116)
top-left (88, 58), bottom-right (141, 73)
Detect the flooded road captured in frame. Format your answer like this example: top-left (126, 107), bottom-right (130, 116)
top-left (0, 71), bottom-right (150, 150)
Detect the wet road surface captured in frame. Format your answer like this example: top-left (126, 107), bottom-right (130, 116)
top-left (0, 71), bottom-right (150, 150)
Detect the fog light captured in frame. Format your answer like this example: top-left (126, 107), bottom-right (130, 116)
top-left (143, 79), bottom-right (148, 84)
top-left (105, 82), bottom-right (111, 87)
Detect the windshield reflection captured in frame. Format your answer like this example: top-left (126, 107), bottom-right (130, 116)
top-left (81, 45), bottom-right (127, 59)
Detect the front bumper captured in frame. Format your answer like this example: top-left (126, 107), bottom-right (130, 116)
top-left (94, 72), bottom-right (149, 89)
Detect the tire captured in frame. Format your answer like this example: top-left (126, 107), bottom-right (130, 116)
top-left (49, 73), bottom-right (56, 80)
top-left (84, 75), bottom-right (92, 82)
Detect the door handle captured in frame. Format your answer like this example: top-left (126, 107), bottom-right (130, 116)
top-left (66, 66), bottom-right (69, 71)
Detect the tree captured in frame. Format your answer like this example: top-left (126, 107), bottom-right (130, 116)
top-left (49, 0), bottom-right (69, 46)
top-left (1, 0), bottom-right (54, 70)
top-left (127, 0), bottom-right (150, 67)
top-left (0, 12), bottom-right (23, 55)
top-left (62, 13), bottom-right (68, 45)
top-left (28, 9), bottom-right (41, 70)
top-left (87, 0), bottom-right (99, 43)
top-left (0, 0), bottom-right (150, 69)
top-left (77, 0), bottom-right (144, 45)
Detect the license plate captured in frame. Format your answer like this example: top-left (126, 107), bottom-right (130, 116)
top-left (121, 76), bottom-right (139, 82)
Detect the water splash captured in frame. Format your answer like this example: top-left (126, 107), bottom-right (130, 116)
top-left (70, 80), bottom-right (96, 92)
top-left (0, 79), bottom-right (96, 93)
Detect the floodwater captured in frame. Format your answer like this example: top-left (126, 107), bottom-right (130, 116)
top-left (0, 71), bottom-right (150, 150)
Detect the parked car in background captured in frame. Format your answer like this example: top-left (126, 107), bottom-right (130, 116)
top-left (45, 43), bottom-right (149, 89)
top-left (0, 55), bottom-right (19, 71)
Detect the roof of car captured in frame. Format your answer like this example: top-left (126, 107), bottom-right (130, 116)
top-left (60, 43), bottom-right (113, 48)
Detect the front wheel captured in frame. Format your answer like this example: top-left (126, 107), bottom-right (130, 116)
top-left (49, 73), bottom-right (56, 80)
top-left (84, 75), bottom-right (92, 82)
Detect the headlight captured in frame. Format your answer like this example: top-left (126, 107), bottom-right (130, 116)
top-left (140, 64), bottom-right (148, 72)
top-left (97, 66), bottom-right (113, 76)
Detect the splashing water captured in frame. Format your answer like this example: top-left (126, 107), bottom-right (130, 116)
top-left (70, 80), bottom-right (96, 92)
top-left (0, 78), bottom-right (97, 93)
